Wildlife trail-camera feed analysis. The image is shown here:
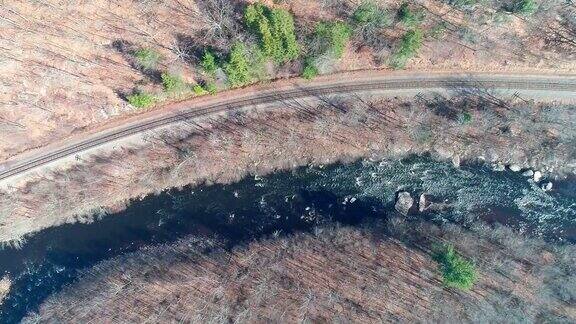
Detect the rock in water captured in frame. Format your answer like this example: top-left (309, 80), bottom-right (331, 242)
top-left (542, 182), bottom-right (553, 192)
top-left (509, 164), bottom-right (522, 172)
top-left (533, 171), bottom-right (542, 183)
top-left (395, 192), bottom-right (413, 216)
top-left (0, 276), bottom-right (11, 306)
top-left (522, 170), bottom-right (534, 177)
top-left (493, 163), bottom-right (505, 171)
top-left (418, 194), bottom-right (427, 212)
top-left (451, 155), bottom-right (461, 168)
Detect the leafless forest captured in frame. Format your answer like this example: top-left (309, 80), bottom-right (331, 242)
top-left (1, 0), bottom-right (575, 159)
top-left (1, 91), bottom-right (574, 245)
top-left (23, 218), bottom-right (575, 322)
top-left (1, 0), bottom-right (575, 322)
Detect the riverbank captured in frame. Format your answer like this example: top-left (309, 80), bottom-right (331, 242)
top-left (1, 154), bottom-right (574, 322)
top-left (0, 91), bottom-right (574, 245)
top-left (23, 219), bottom-right (576, 322)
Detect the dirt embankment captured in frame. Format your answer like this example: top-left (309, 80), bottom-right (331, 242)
top-left (0, 92), bottom-right (574, 245)
top-left (23, 220), bottom-right (576, 322)
top-left (1, 0), bottom-right (574, 160)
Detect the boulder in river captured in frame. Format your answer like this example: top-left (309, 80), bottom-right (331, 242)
top-left (395, 191), bottom-right (413, 216)
top-left (418, 194), bottom-right (427, 212)
top-left (451, 155), bottom-right (461, 168)
top-left (416, 194), bottom-right (451, 213)
top-left (509, 164), bottom-right (522, 172)
top-left (522, 170), bottom-right (534, 177)
top-left (0, 276), bottom-right (11, 306)
top-left (533, 171), bottom-right (542, 183)
top-left (493, 163), bottom-right (505, 172)
top-left (542, 182), bottom-right (553, 192)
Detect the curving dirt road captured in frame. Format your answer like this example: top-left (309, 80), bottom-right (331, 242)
top-left (1, 71), bottom-right (576, 183)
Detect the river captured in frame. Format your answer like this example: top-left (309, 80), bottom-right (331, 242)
top-left (0, 155), bottom-right (574, 323)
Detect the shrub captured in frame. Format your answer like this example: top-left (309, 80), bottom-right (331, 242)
top-left (445, 0), bottom-right (477, 8)
top-left (410, 123), bottom-right (433, 144)
top-left (492, 11), bottom-right (512, 25)
top-left (354, 1), bottom-right (390, 26)
top-left (193, 84), bottom-right (207, 95)
top-left (429, 22), bottom-right (448, 39)
top-left (201, 50), bottom-right (218, 75)
top-left (127, 92), bottom-right (155, 108)
top-left (134, 48), bottom-right (161, 70)
top-left (244, 3), bottom-right (299, 63)
top-left (353, 1), bottom-right (379, 23)
top-left (269, 8), bottom-right (299, 60)
top-left (251, 47), bottom-right (269, 81)
top-left (459, 27), bottom-right (478, 45)
top-left (509, 0), bottom-right (537, 15)
top-left (224, 42), bottom-right (252, 88)
top-left (434, 244), bottom-right (477, 290)
top-left (391, 29), bottom-right (423, 68)
top-left (302, 59), bottom-right (319, 80)
top-left (398, 2), bottom-right (424, 27)
top-left (206, 82), bottom-right (218, 95)
top-left (161, 73), bottom-right (185, 92)
top-left (352, 1), bottom-right (391, 48)
top-left (314, 21), bottom-right (352, 58)
top-left (194, 82), bottom-right (217, 95)
top-left (458, 111), bottom-right (473, 124)
top-left (245, 3), bottom-right (274, 52)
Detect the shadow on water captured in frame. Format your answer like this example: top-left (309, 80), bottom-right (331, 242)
top-left (0, 155), bottom-right (574, 323)
top-left (0, 166), bottom-right (383, 323)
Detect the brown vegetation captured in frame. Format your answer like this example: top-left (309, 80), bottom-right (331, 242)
top-left (1, 0), bottom-right (575, 160)
top-left (23, 219), bottom-right (576, 322)
top-left (1, 92), bottom-right (574, 245)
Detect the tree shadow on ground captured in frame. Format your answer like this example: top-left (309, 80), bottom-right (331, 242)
top-left (111, 39), bottom-right (163, 84)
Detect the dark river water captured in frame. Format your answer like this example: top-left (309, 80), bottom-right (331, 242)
top-left (0, 155), bottom-right (574, 323)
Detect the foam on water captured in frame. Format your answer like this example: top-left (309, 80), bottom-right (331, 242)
top-left (0, 155), bottom-right (574, 323)
top-left (307, 156), bottom-right (575, 238)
